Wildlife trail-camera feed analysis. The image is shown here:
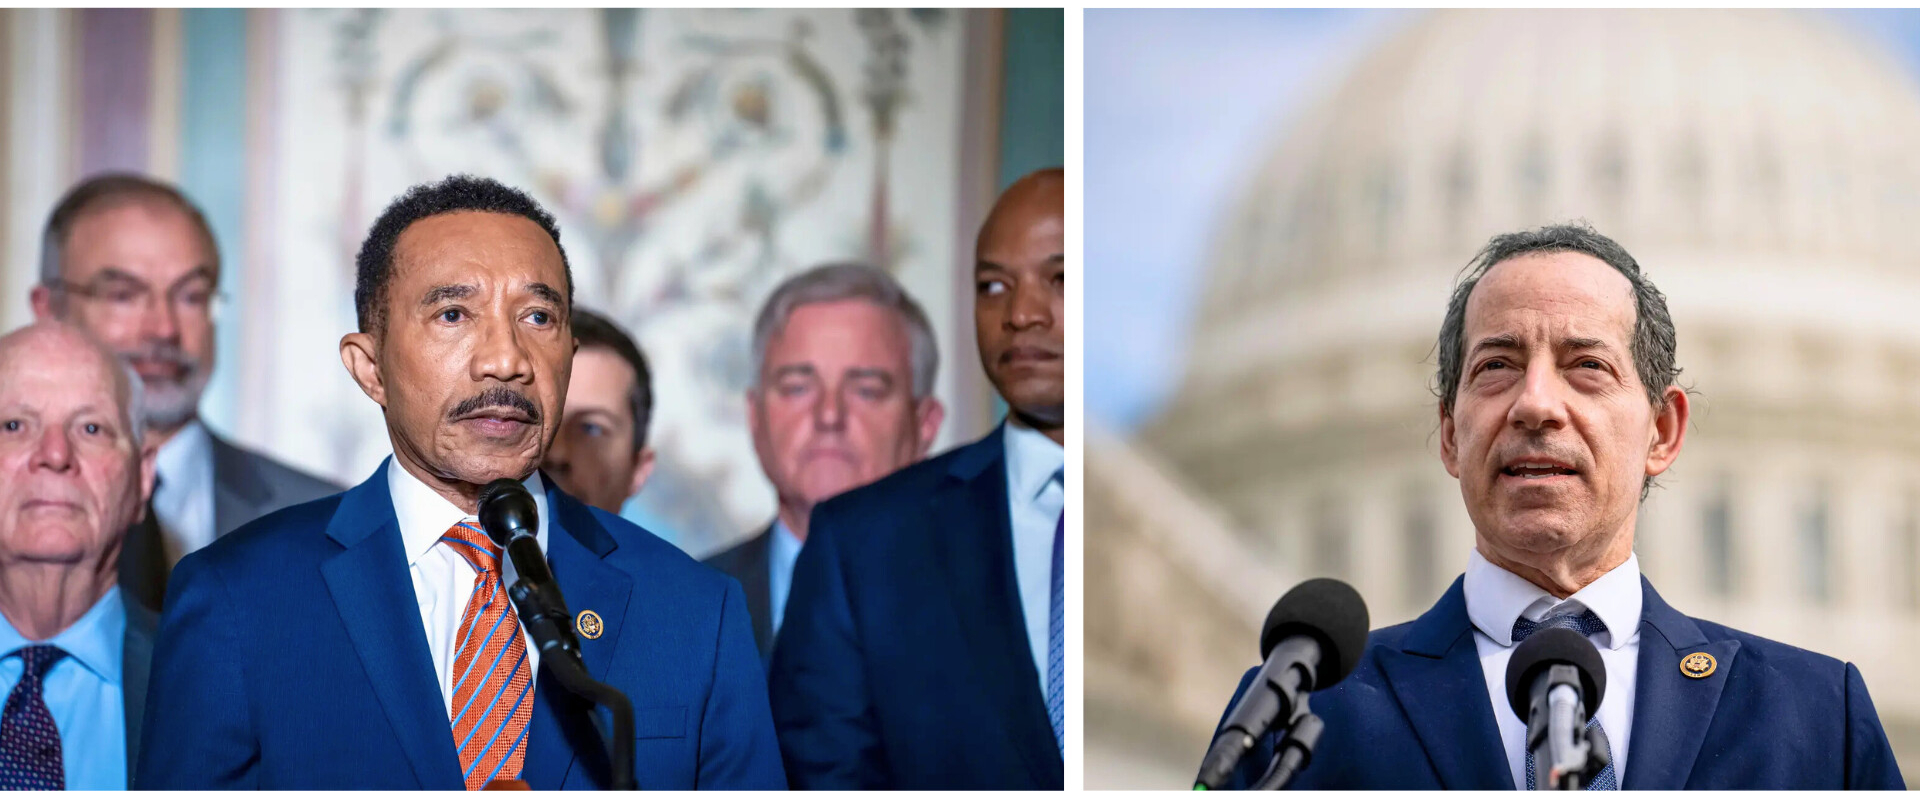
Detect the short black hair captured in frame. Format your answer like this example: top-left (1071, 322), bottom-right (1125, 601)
top-left (572, 307), bottom-right (654, 452)
top-left (353, 174), bottom-right (572, 334)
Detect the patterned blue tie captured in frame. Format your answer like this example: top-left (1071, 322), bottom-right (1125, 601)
top-left (0, 645), bottom-right (67, 790)
top-left (1047, 512), bottom-right (1065, 754)
top-left (1513, 611), bottom-right (1617, 791)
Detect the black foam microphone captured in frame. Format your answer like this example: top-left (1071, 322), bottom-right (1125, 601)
top-left (1504, 627), bottom-right (1610, 790)
top-left (1193, 578), bottom-right (1370, 790)
top-left (477, 478), bottom-right (577, 662)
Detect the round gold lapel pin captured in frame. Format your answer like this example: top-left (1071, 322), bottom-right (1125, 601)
top-left (1680, 651), bottom-right (1716, 679)
top-left (576, 610), bottom-right (605, 640)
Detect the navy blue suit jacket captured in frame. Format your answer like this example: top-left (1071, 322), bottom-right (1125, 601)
top-left (768, 426), bottom-right (1063, 789)
top-left (1214, 576), bottom-right (1905, 789)
top-left (135, 461), bottom-right (784, 790)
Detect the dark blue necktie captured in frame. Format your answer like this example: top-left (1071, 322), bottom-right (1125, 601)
top-left (1047, 512), bottom-right (1064, 754)
top-left (1512, 611), bottom-right (1616, 791)
top-left (0, 645), bottom-right (67, 790)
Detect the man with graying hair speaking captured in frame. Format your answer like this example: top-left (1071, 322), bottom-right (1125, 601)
top-left (1210, 223), bottom-right (1904, 789)
top-left (0, 322), bottom-right (160, 790)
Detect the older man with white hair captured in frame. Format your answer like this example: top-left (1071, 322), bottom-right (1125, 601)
top-left (0, 321), bottom-right (157, 790)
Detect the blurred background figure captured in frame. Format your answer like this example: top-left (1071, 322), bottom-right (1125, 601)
top-left (0, 321), bottom-right (158, 790)
top-left (768, 167), bottom-right (1064, 789)
top-left (0, 8), bottom-right (1061, 559)
top-left (1087, 8), bottom-right (1920, 787)
top-left (709, 262), bottom-right (943, 658)
top-left (542, 307), bottom-right (657, 514)
top-left (27, 174), bottom-right (339, 612)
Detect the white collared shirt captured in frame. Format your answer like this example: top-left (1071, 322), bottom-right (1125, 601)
top-left (152, 419), bottom-right (216, 565)
top-left (1003, 419), bottom-right (1064, 700)
top-left (1465, 548), bottom-right (1641, 789)
top-left (388, 461), bottom-right (551, 718)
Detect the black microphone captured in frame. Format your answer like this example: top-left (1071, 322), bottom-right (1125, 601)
top-left (1504, 626), bottom-right (1610, 790)
top-left (476, 477), bottom-right (636, 790)
top-left (1193, 578), bottom-right (1369, 790)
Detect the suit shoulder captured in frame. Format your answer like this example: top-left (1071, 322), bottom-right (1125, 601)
top-left (702, 530), bottom-right (766, 572)
top-left (586, 506), bottom-right (734, 590)
top-left (182, 492), bottom-right (345, 573)
top-left (811, 438), bottom-right (990, 529)
top-left (215, 437), bottom-right (346, 499)
top-left (1686, 616), bottom-right (1850, 677)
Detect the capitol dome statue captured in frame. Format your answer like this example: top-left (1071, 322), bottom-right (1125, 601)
top-left (1090, 8), bottom-right (1920, 787)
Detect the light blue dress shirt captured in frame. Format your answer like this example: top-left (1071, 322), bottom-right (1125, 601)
top-left (0, 586), bottom-right (127, 790)
top-left (1003, 419), bottom-right (1065, 700)
top-left (768, 519), bottom-right (804, 636)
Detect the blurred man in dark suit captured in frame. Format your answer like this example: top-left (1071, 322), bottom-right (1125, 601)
top-left (708, 262), bottom-right (944, 659)
top-left (29, 174), bottom-right (340, 612)
top-left (1210, 224), bottom-right (1903, 789)
top-left (541, 308), bottom-right (656, 514)
top-left (0, 321), bottom-right (160, 789)
top-left (769, 168), bottom-right (1065, 789)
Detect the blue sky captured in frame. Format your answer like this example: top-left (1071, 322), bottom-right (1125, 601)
top-left (1085, 9), bottom-right (1920, 432)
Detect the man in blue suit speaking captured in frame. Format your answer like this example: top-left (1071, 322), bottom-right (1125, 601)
top-left (769, 168), bottom-right (1067, 789)
top-left (1212, 224), bottom-right (1904, 790)
top-left (136, 176), bottom-right (784, 790)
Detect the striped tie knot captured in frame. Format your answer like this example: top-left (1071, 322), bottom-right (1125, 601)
top-left (441, 521), bottom-right (503, 573)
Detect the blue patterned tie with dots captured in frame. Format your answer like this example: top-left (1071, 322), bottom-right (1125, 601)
top-left (0, 645), bottom-right (67, 791)
top-left (1046, 512), bottom-right (1064, 754)
top-left (1512, 611), bottom-right (1617, 791)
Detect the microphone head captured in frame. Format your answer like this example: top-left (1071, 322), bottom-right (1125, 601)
top-left (477, 478), bottom-right (538, 547)
top-left (1259, 578), bottom-right (1370, 690)
top-left (1504, 626), bottom-right (1607, 721)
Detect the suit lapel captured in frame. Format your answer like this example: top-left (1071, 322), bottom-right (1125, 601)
top-left (318, 462), bottom-right (463, 789)
top-left (524, 483), bottom-right (634, 790)
top-left (930, 430), bottom-right (1061, 789)
top-left (1622, 577), bottom-right (1738, 789)
top-left (1376, 577), bottom-right (1513, 789)
top-left (121, 596), bottom-right (158, 772)
top-left (741, 528), bottom-right (773, 657)
top-left (209, 434), bottom-right (272, 537)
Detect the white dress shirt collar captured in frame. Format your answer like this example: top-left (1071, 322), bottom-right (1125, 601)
top-left (153, 419), bottom-right (211, 485)
top-left (1003, 417), bottom-right (1065, 502)
top-left (387, 459), bottom-right (550, 566)
top-left (1464, 548), bottom-right (1642, 651)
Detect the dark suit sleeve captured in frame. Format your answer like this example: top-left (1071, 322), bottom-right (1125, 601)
top-left (694, 577), bottom-right (787, 789)
top-left (135, 552), bottom-right (259, 789)
top-left (767, 511), bottom-right (888, 788)
top-left (1843, 662), bottom-right (1906, 789)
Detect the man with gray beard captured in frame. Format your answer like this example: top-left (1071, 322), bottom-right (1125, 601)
top-left (29, 174), bottom-right (340, 612)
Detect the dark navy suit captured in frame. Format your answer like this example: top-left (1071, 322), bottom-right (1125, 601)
top-left (768, 427), bottom-right (1063, 789)
top-left (1214, 576), bottom-right (1905, 789)
top-left (135, 461), bottom-right (784, 790)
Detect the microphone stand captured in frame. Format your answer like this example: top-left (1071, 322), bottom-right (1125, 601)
top-left (1251, 696), bottom-right (1323, 790)
top-left (504, 572), bottom-right (637, 791)
top-left (1524, 667), bottom-right (1610, 791)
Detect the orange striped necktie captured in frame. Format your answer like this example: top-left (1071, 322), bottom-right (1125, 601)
top-left (441, 520), bottom-right (535, 790)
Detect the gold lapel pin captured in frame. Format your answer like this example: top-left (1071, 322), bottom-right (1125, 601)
top-left (1680, 651), bottom-right (1716, 679)
top-left (576, 610), bottom-right (604, 640)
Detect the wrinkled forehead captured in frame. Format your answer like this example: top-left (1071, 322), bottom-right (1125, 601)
top-left (0, 331), bottom-right (126, 413)
top-left (1464, 251), bottom-right (1637, 347)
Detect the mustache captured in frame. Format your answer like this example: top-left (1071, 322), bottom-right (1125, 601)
top-left (447, 386), bottom-right (541, 423)
top-left (120, 341), bottom-right (201, 372)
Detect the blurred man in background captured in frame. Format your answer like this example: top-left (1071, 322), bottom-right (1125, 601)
top-left (542, 307), bottom-right (656, 514)
top-left (769, 168), bottom-right (1065, 789)
top-left (0, 321), bottom-right (159, 790)
top-left (708, 262), bottom-right (944, 659)
top-left (1208, 224), bottom-right (1903, 789)
top-left (29, 174), bottom-right (340, 612)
